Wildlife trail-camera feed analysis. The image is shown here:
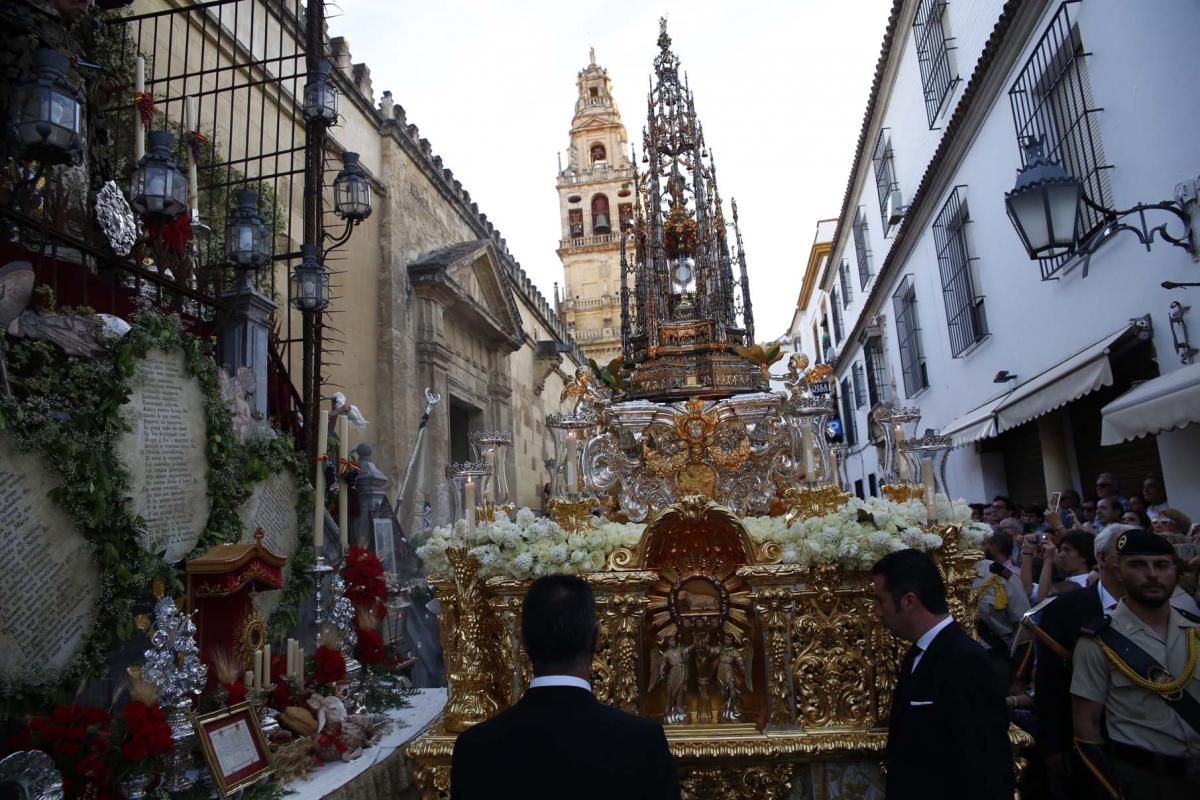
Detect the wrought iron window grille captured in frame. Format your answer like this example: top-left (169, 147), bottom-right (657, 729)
top-left (912, 0), bottom-right (959, 128)
top-left (1008, 1), bottom-right (1113, 279)
top-left (853, 206), bottom-right (873, 289)
top-left (864, 335), bottom-right (888, 407)
top-left (932, 186), bottom-right (988, 357)
top-left (852, 362), bottom-right (867, 409)
top-left (840, 378), bottom-right (859, 447)
top-left (831, 288), bottom-right (845, 344)
top-left (892, 275), bottom-right (929, 398)
top-left (873, 130), bottom-right (900, 232)
top-left (839, 258), bottom-right (854, 308)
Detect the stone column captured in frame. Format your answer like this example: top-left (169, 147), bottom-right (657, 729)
top-left (217, 282), bottom-right (276, 418)
top-left (352, 442), bottom-right (389, 547)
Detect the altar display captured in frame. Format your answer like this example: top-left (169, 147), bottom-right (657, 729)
top-left (407, 21), bottom-right (1026, 799)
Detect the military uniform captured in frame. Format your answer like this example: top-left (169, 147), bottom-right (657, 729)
top-left (1070, 531), bottom-right (1200, 799)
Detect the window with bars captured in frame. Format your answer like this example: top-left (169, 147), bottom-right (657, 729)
top-left (852, 362), bottom-right (867, 408)
top-left (840, 378), bottom-right (858, 446)
top-left (868, 473), bottom-right (879, 497)
top-left (873, 131), bottom-right (899, 231)
top-left (864, 335), bottom-right (888, 407)
top-left (932, 186), bottom-right (988, 356)
top-left (892, 276), bottom-right (929, 397)
top-left (830, 289), bottom-right (844, 343)
top-left (853, 207), bottom-right (872, 288)
top-left (913, 0), bottom-right (958, 127)
top-left (839, 259), bottom-right (854, 307)
top-left (1008, 2), bottom-right (1111, 280)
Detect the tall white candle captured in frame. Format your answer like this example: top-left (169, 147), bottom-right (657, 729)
top-left (244, 670), bottom-right (255, 689)
top-left (465, 479), bottom-right (476, 538)
top-left (286, 639), bottom-right (295, 679)
top-left (133, 57), bottom-right (145, 162)
top-left (313, 409), bottom-right (328, 550)
top-left (484, 448), bottom-right (496, 504)
top-left (338, 413), bottom-right (350, 549)
top-left (183, 96), bottom-right (199, 216)
top-left (253, 648), bottom-right (263, 691)
top-left (922, 456), bottom-right (936, 521)
top-left (297, 648), bottom-right (304, 686)
top-left (263, 643), bottom-right (271, 686)
top-left (565, 432), bottom-right (578, 496)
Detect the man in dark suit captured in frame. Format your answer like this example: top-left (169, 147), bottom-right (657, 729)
top-left (450, 575), bottom-right (680, 800)
top-left (872, 549), bottom-right (1013, 800)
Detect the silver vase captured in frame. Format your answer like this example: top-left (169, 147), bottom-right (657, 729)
top-left (162, 703), bottom-right (197, 793)
top-left (120, 771), bottom-right (152, 800)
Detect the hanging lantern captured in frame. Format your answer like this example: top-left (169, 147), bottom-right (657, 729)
top-left (289, 244), bottom-right (329, 311)
top-left (131, 130), bottom-right (188, 222)
top-left (224, 190), bottom-right (272, 270)
top-left (9, 49), bottom-right (85, 165)
top-left (333, 152), bottom-right (371, 221)
top-left (1005, 137), bottom-right (1084, 260)
top-left (303, 61), bottom-right (338, 125)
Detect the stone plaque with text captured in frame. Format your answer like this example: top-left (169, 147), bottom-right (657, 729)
top-left (238, 470), bottom-right (299, 618)
top-left (0, 433), bottom-right (102, 685)
top-left (117, 349), bottom-right (211, 563)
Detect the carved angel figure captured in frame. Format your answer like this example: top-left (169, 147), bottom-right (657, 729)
top-left (559, 367), bottom-right (606, 415)
top-left (716, 632), bottom-right (753, 722)
top-left (692, 631), bottom-right (719, 723)
top-left (649, 635), bottom-right (692, 724)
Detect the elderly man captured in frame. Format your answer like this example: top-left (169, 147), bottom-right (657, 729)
top-left (1031, 523), bottom-right (1132, 799)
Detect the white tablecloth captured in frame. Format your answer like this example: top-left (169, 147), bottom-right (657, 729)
top-left (287, 689), bottom-right (446, 800)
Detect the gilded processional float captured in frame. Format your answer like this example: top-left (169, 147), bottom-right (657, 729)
top-left (409, 21), bottom-right (1023, 799)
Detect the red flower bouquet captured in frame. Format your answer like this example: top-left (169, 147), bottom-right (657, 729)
top-left (344, 546), bottom-right (387, 619)
top-left (314, 645), bottom-right (347, 685)
top-left (118, 700), bottom-right (171, 765)
top-left (6, 704), bottom-right (115, 800)
top-left (355, 628), bottom-right (385, 666)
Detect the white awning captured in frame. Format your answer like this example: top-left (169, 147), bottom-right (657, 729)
top-left (941, 394), bottom-right (1008, 448)
top-left (1100, 362), bottom-right (1200, 445)
top-left (994, 323), bottom-right (1135, 433)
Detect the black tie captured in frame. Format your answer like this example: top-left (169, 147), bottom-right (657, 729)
top-left (909, 644), bottom-right (924, 673)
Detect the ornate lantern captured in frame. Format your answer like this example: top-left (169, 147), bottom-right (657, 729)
top-left (9, 49), bottom-right (84, 165)
top-left (131, 130), bottom-right (188, 222)
top-left (1005, 137), bottom-right (1083, 260)
top-left (289, 244), bottom-right (330, 311)
top-left (303, 61), bottom-right (338, 125)
top-left (224, 190), bottom-right (272, 271)
top-left (333, 151), bottom-right (372, 221)
top-left (899, 430), bottom-right (954, 523)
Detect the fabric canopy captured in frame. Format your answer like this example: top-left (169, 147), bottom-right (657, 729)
top-left (993, 323), bottom-right (1135, 433)
top-left (941, 395), bottom-right (1007, 448)
top-left (1100, 361), bottom-right (1200, 445)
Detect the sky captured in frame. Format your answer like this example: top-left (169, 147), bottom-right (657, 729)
top-left (330, 0), bottom-right (894, 340)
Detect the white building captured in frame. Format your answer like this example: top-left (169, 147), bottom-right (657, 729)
top-left (800, 0), bottom-right (1200, 516)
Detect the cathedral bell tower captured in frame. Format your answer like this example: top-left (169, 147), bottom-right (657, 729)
top-left (556, 49), bottom-right (634, 365)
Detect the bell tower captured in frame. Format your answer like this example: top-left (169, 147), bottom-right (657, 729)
top-left (556, 49), bottom-right (633, 365)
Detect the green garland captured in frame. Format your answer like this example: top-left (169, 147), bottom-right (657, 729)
top-left (0, 310), bottom-right (312, 714)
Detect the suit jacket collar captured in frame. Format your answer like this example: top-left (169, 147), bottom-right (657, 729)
top-left (519, 684), bottom-right (596, 708)
top-left (910, 619), bottom-right (962, 678)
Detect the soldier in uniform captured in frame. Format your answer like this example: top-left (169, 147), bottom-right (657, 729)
top-left (1070, 529), bottom-right (1200, 799)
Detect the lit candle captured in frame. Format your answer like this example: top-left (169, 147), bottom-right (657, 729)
top-left (565, 432), bottom-right (578, 496)
top-left (484, 447), bottom-right (496, 504)
top-left (922, 456), bottom-right (936, 521)
top-left (297, 648), bottom-right (304, 686)
top-left (286, 639), bottom-right (295, 679)
top-left (133, 57), bottom-right (145, 162)
top-left (244, 670), bottom-right (255, 689)
top-left (895, 425), bottom-right (909, 483)
top-left (313, 408), bottom-right (329, 550)
top-left (263, 643), bottom-right (271, 686)
top-left (183, 96), bottom-right (199, 217)
top-left (338, 413), bottom-right (349, 550)
top-left (830, 447), bottom-right (840, 488)
top-left (465, 478), bottom-right (476, 538)
top-left (253, 648), bottom-right (263, 691)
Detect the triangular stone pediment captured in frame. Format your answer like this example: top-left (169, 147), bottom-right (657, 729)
top-left (407, 241), bottom-right (524, 350)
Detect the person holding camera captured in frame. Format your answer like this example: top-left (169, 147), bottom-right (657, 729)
top-left (973, 529), bottom-right (1032, 687)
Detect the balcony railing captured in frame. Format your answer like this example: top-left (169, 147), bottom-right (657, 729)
top-left (573, 326), bottom-right (618, 341)
top-left (563, 295), bottom-right (615, 311)
top-left (559, 233), bottom-right (622, 249)
top-left (557, 166), bottom-right (635, 186)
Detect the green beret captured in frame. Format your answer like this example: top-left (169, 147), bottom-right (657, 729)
top-left (1115, 529), bottom-right (1175, 557)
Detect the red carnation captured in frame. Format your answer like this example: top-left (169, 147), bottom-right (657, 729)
top-left (355, 628), bottom-right (386, 666)
top-left (224, 682), bottom-right (248, 706)
top-left (344, 546), bottom-right (388, 618)
top-left (314, 645), bottom-right (347, 685)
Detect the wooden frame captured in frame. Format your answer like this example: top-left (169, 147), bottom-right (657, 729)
top-left (192, 701), bottom-right (273, 797)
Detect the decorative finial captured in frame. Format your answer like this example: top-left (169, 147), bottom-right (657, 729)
top-left (589, 46), bottom-right (596, 65)
top-left (658, 16), bottom-right (671, 49)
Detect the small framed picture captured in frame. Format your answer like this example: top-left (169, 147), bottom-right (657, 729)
top-left (192, 701), bottom-right (273, 797)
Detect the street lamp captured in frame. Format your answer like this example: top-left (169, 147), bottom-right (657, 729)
top-left (289, 244), bottom-right (330, 312)
top-left (1006, 136), bottom-right (1197, 266)
top-left (333, 152), bottom-right (371, 221)
top-left (224, 189), bottom-right (272, 273)
top-left (9, 48), bottom-right (85, 166)
top-left (131, 130), bottom-right (188, 222)
top-left (303, 61), bottom-right (338, 126)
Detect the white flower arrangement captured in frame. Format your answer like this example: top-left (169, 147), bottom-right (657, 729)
top-left (415, 497), bottom-right (985, 580)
